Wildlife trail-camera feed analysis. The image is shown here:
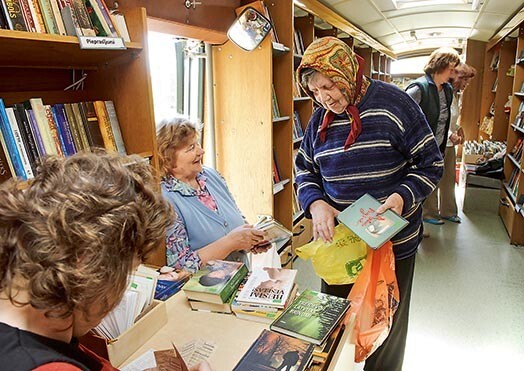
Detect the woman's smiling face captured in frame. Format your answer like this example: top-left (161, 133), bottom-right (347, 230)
top-left (307, 72), bottom-right (349, 114)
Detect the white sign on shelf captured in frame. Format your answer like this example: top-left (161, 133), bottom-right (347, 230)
top-left (78, 36), bottom-right (126, 50)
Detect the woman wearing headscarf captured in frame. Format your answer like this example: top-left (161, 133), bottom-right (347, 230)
top-left (294, 37), bottom-right (443, 371)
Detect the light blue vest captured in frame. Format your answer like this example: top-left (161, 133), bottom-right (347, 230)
top-left (162, 167), bottom-right (248, 266)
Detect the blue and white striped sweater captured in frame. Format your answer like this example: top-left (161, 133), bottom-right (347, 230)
top-left (295, 80), bottom-right (444, 259)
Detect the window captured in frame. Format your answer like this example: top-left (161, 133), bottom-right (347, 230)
top-left (148, 32), bottom-right (204, 126)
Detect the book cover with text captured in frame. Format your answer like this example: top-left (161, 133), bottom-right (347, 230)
top-left (270, 289), bottom-right (350, 345)
top-left (236, 267), bottom-right (297, 308)
top-left (337, 193), bottom-right (408, 249)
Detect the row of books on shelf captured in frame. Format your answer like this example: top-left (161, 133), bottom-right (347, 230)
top-left (507, 167), bottom-right (520, 198)
top-left (517, 49), bottom-right (524, 65)
top-left (293, 28), bottom-right (305, 55)
top-left (0, 98), bottom-right (126, 181)
top-left (513, 101), bottom-right (524, 129)
top-left (509, 137), bottom-right (523, 164)
top-left (181, 260), bottom-right (351, 370)
top-left (490, 51), bottom-right (500, 71)
top-left (0, 0), bottom-right (130, 41)
top-left (293, 111), bottom-right (304, 141)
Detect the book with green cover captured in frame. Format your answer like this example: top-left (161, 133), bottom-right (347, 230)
top-left (337, 193), bottom-right (408, 249)
top-left (233, 329), bottom-right (314, 371)
top-left (182, 260), bottom-right (248, 304)
top-left (270, 289), bottom-right (350, 345)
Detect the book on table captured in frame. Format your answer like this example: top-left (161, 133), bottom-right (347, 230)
top-left (233, 329), bottom-right (314, 371)
top-left (182, 260), bottom-right (248, 304)
top-left (270, 289), bottom-right (350, 346)
top-left (336, 193), bottom-right (408, 249)
top-left (235, 267), bottom-right (297, 308)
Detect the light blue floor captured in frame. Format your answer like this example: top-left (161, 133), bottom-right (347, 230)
top-left (294, 192), bottom-right (524, 371)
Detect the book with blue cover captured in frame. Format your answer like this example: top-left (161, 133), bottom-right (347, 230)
top-left (0, 99), bottom-right (26, 179)
top-left (337, 193), bottom-right (408, 249)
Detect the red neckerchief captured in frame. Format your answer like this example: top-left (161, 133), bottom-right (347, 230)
top-left (319, 54), bottom-right (365, 150)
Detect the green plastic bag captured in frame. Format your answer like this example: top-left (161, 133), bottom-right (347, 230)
top-left (296, 224), bottom-right (368, 285)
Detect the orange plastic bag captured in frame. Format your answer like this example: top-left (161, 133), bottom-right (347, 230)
top-left (346, 241), bottom-right (399, 362)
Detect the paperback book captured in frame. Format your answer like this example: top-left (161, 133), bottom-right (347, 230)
top-left (270, 289), bottom-right (350, 346)
top-left (182, 260), bottom-right (248, 304)
top-left (233, 329), bottom-right (314, 371)
top-left (337, 193), bottom-right (408, 249)
top-left (235, 267), bottom-right (297, 308)
top-left (254, 214), bottom-right (292, 246)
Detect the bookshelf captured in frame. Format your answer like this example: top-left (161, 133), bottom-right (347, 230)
top-left (212, 0), bottom-right (297, 267)
top-left (0, 7), bottom-right (163, 261)
top-left (499, 23), bottom-right (524, 245)
top-left (478, 38), bottom-right (517, 141)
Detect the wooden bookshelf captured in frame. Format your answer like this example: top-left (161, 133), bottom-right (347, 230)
top-left (0, 7), bottom-right (163, 263)
top-left (499, 23), bottom-right (524, 245)
top-left (478, 38), bottom-right (517, 141)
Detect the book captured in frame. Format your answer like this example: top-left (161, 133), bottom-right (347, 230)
top-left (233, 307), bottom-right (283, 324)
top-left (1, 0), bottom-right (28, 31)
top-left (0, 130), bottom-right (14, 182)
top-left (37, 0), bottom-right (60, 34)
top-left (19, 0), bottom-right (36, 32)
top-left (85, 0), bottom-right (108, 36)
top-left (12, 104), bottom-right (38, 172)
top-left (0, 99), bottom-right (26, 179)
top-left (188, 291), bottom-right (234, 314)
top-left (109, 11), bottom-right (130, 42)
top-left (232, 282), bottom-right (298, 313)
top-left (93, 100), bottom-right (117, 151)
top-left (233, 329), bottom-right (314, 371)
top-left (254, 214), bottom-right (292, 247)
top-left (43, 105), bottom-right (64, 156)
top-left (27, 98), bottom-right (56, 156)
top-left (52, 104), bottom-right (77, 156)
top-left (70, 102), bottom-right (91, 151)
top-left (235, 267), bottom-right (297, 308)
top-left (81, 101), bottom-right (105, 149)
top-left (270, 289), bottom-right (350, 346)
top-left (5, 108), bottom-right (33, 179)
top-left (28, 0), bottom-right (46, 33)
top-left (70, 0), bottom-right (95, 36)
top-left (104, 100), bottom-right (126, 154)
top-left (182, 260), bottom-right (248, 304)
top-left (336, 193), bottom-right (408, 249)
top-left (154, 277), bottom-right (189, 301)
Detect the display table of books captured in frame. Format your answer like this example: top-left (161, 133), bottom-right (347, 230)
top-left (120, 290), bottom-right (355, 371)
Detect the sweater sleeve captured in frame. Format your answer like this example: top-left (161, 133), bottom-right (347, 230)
top-left (391, 93), bottom-right (444, 213)
top-left (294, 109), bottom-right (325, 217)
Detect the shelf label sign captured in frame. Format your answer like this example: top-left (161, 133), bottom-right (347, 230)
top-left (78, 36), bottom-right (126, 50)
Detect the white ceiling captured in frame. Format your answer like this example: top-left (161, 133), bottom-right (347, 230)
top-left (298, 0), bottom-right (524, 58)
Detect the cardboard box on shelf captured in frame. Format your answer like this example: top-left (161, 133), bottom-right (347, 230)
top-left (80, 300), bottom-right (168, 367)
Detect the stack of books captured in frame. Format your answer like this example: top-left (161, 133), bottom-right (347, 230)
top-left (232, 267), bottom-right (298, 324)
top-left (233, 289), bottom-right (351, 370)
top-left (182, 260), bottom-right (248, 314)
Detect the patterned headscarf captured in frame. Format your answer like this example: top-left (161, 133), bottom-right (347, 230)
top-left (296, 37), bottom-right (370, 149)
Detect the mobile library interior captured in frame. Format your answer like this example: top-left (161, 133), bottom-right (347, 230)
top-left (0, 0), bottom-right (523, 370)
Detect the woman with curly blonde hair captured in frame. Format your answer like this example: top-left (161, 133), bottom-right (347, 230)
top-left (0, 151), bottom-right (173, 370)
